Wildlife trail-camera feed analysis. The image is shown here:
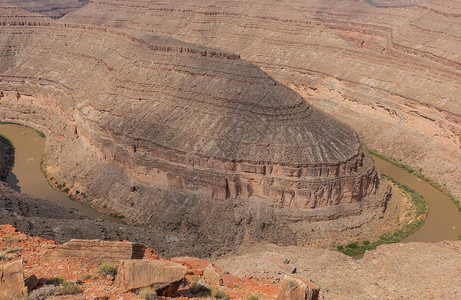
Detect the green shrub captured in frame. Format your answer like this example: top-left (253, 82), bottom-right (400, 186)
top-left (36, 130), bottom-right (45, 138)
top-left (346, 242), bottom-right (358, 249)
top-left (336, 245), bottom-right (344, 251)
top-left (139, 287), bottom-right (157, 300)
top-left (189, 281), bottom-right (201, 294)
top-left (363, 240), bottom-right (370, 246)
top-left (48, 277), bottom-right (65, 285)
top-left (288, 280), bottom-right (298, 290)
top-left (211, 287), bottom-right (229, 299)
top-left (80, 273), bottom-right (95, 280)
top-left (248, 296), bottom-right (259, 300)
top-left (4, 234), bottom-right (21, 242)
top-left (58, 281), bottom-right (81, 294)
top-left (97, 262), bottom-right (117, 277)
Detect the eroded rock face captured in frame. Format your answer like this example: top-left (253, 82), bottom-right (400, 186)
top-left (63, 0), bottom-right (461, 200)
top-left (0, 6), bottom-right (388, 250)
top-left (278, 275), bottom-right (320, 300)
top-left (115, 260), bottom-right (187, 295)
top-left (0, 10), bottom-right (379, 209)
top-left (40, 239), bottom-right (145, 263)
top-left (0, 260), bottom-right (27, 300)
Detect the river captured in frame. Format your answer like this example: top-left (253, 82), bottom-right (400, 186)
top-left (1, 123), bottom-right (460, 241)
top-left (0, 123), bottom-right (120, 223)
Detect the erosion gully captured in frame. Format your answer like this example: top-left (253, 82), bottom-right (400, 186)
top-left (1, 123), bottom-right (460, 243)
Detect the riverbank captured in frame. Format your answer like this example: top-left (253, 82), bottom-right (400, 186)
top-left (337, 175), bottom-right (427, 256)
top-left (369, 149), bottom-right (461, 213)
top-left (0, 124), bottom-right (122, 223)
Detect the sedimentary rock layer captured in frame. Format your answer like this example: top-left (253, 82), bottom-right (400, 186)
top-left (0, 0), bottom-right (89, 19)
top-left (64, 0), bottom-right (461, 199)
top-left (40, 239), bottom-right (145, 263)
top-left (0, 9), bottom-right (378, 211)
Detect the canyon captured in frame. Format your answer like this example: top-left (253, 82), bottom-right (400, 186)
top-left (0, 1), bottom-right (460, 299)
top-left (64, 0), bottom-right (461, 200)
top-left (0, 4), bottom-right (397, 253)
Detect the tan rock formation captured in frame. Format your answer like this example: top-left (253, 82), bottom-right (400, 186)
top-left (0, 5), bottom-right (400, 253)
top-left (203, 263), bottom-right (223, 286)
top-left (278, 275), bottom-right (320, 300)
top-left (40, 239), bottom-right (145, 263)
top-left (115, 260), bottom-right (187, 296)
top-left (64, 0), bottom-right (461, 200)
top-left (0, 259), bottom-right (27, 300)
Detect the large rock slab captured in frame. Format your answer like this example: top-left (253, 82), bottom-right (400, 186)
top-left (278, 275), bottom-right (320, 300)
top-left (115, 260), bottom-right (187, 296)
top-left (40, 239), bottom-right (145, 263)
top-left (203, 263), bottom-right (223, 286)
top-left (0, 260), bottom-right (27, 300)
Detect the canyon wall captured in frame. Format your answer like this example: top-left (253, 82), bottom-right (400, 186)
top-left (64, 0), bottom-right (461, 199)
top-left (0, 7), bottom-right (388, 248)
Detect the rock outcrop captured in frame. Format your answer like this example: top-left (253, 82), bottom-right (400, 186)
top-left (40, 239), bottom-right (145, 263)
top-left (203, 263), bottom-right (223, 286)
top-left (0, 135), bottom-right (13, 180)
top-left (0, 259), bottom-right (27, 299)
top-left (278, 275), bottom-right (320, 300)
top-left (115, 260), bottom-right (187, 295)
top-left (0, 5), bottom-right (387, 250)
top-left (64, 0), bottom-right (461, 200)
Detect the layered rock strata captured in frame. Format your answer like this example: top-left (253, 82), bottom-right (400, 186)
top-left (0, 10), bottom-right (378, 211)
top-left (0, 7), bottom-right (390, 250)
top-left (40, 239), bottom-right (145, 263)
top-left (64, 0), bottom-right (461, 199)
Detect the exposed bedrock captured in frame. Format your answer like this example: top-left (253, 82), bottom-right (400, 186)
top-left (0, 9), bottom-right (386, 247)
top-left (62, 0), bottom-right (461, 199)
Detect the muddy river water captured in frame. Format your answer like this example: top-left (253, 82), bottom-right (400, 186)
top-left (1, 123), bottom-right (460, 242)
top-left (0, 123), bottom-right (119, 222)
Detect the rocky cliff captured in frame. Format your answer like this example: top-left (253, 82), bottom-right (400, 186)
top-left (64, 0), bottom-right (461, 199)
top-left (0, 5), bottom-right (389, 249)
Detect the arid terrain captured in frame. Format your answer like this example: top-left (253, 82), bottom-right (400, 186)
top-left (0, 0), bottom-right (460, 299)
top-left (64, 0), bottom-right (461, 200)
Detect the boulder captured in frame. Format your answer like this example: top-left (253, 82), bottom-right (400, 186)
top-left (0, 260), bottom-right (27, 299)
top-left (24, 274), bottom-right (39, 292)
top-left (115, 260), bottom-right (187, 296)
top-left (278, 275), bottom-right (320, 300)
top-left (203, 263), bottom-right (223, 286)
top-left (40, 239), bottom-right (145, 264)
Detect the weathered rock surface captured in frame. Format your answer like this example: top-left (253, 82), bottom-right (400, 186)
top-left (0, 259), bottom-right (27, 299)
top-left (64, 0), bottom-right (461, 200)
top-left (203, 263), bottom-right (223, 286)
top-left (0, 134), bottom-right (13, 180)
top-left (278, 275), bottom-right (320, 300)
top-left (0, 5), bottom-right (388, 251)
top-left (24, 274), bottom-right (39, 292)
top-left (115, 259), bottom-right (187, 295)
top-left (40, 239), bottom-right (145, 263)
top-left (216, 241), bottom-right (461, 299)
